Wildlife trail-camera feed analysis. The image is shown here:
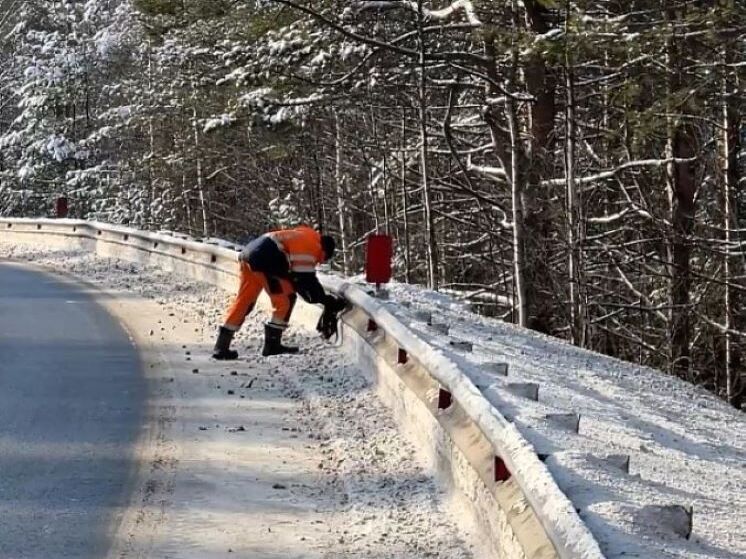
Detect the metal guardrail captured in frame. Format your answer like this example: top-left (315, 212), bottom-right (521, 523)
top-left (0, 218), bottom-right (605, 559)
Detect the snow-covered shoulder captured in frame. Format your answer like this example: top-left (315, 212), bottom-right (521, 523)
top-left (359, 279), bottom-right (745, 559)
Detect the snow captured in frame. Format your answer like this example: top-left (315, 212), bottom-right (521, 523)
top-left (0, 244), bottom-right (485, 559)
top-left (203, 114), bottom-right (235, 134)
top-left (309, 51), bottom-right (329, 66)
top-left (17, 163), bottom-right (35, 180)
top-left (332, 278), bottom-right (604, 559)
top-left (238, 87), bottom-right (273, 108)
top-left (46, 134), bottom-right (74, 162)
top-left (373, 280), bottom-right (746, 559)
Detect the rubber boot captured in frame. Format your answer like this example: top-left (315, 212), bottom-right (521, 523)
top-left (212, 326), bottom-right (239, 360)
top-left (262, 324), bottom-right (299, 357)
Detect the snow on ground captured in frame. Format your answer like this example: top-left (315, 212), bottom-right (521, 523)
top-left (0, 244), bottom-right (482, 559)
top-left (377, 280), bottom-right (746, 559)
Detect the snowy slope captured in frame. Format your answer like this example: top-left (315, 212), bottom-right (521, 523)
top-left (374, 280), bottom-right (745, 559)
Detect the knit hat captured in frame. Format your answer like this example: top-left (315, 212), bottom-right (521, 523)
top-left (321, 235), bottom-right (336, 261)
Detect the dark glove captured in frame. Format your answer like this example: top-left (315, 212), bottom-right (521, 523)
top-left (324, 294), bottom-right (348, 314)
top-left (292, 272), bottom-right (326, 304)
top-left (316, 294), bottom-right (348, 340)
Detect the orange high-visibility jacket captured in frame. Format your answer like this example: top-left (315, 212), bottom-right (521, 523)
top-left (240, 225), bottom-right (327, 303)
top-left (266, 226), bottom-right (325, 273)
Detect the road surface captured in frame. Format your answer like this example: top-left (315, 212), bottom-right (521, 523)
top-left (0, 262), bottom-right (145, 559)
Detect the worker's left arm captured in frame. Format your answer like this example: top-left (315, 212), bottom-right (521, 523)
top-left (291, 272), bottom-right (327, 304)
top-left (289, 235), bottom-right (345, 309)
top-left (292, 272), bottom-right (348, 340)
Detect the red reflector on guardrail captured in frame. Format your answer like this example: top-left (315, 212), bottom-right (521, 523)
top-left (495, 456), bottom-right (511, 482)
top-left (438, 389), bottom-right (452, 410)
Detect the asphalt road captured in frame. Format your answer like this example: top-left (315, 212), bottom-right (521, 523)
top-left (0, 263), bottom-right (145, 559)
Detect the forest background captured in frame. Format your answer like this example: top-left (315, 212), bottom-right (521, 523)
top-left (0, 0), bottom-right (744, 407)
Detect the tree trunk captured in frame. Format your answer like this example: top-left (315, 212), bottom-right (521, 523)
top-left (721, 52), bottom-right (742, 407)
top-left (664, 7), bottom-right (696, 380)
top-left (521, 0), bottom-right (557, 333)
top-left (192, 104), bottom-right (209, 237)
top-left (400, 112), bottom-right (412, 283)
top-left (334, 112), bottom-right (350, 275)
top-left (508, 95), bottom-right (528, 328)
top-left (504, 21), bottom-right (528, 327)
top-left (417, 0), bottom-right (438, 289)
top-left (146, 41), bottom-right (155, 228)
top-left (564, 7), bottom-right (583, 345)
top-left (667, 126), bottom-right (696, 379)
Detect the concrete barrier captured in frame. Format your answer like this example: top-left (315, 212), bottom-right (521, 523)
top-left (0, 218), bottom-right (605, 559)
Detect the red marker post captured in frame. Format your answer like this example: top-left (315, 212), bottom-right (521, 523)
top-left (55, 196), bottom-right (68, 218)
top-left (365, 234), bottom-right (393, 290)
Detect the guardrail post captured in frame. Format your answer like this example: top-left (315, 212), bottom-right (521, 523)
top-left (546, 413), bottom-right (580, 433)
top-left (414, 310), bottom-right (432, 323)
top-left (484, 362), bottom-right (508, 376)
top-left (449, 340), bottom-right (473, 352)
top-left (639, 505), bottom-right (693, 539)
top-left (430, 323), bottom-right (449, 335)
top-left (507, 382), bottom-right (540, 401)
top-left (602, 454), bottom-right (630, 474)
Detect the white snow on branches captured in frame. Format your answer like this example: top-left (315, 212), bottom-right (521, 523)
top-left (203, 114), bottom-right (236, 134)
top-left (352, 0), bottom-right (482, 25)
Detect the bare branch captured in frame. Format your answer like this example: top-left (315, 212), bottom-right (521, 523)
top-left (541, 157), bottom-right (698, 187)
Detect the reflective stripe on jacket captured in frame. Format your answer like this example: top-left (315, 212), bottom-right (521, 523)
top-left (266, 226), bottom-right (324, 273)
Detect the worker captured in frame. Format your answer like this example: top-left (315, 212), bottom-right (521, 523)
top-left (212, 225), bottom-right (344, 358)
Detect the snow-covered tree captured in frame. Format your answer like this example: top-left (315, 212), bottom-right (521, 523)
top-left (0, 0), bottom-right (744, 405)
